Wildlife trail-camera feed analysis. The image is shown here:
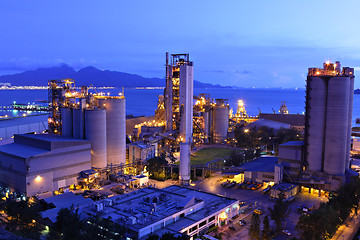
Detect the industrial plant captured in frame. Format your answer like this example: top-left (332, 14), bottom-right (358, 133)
top-left (0, 55), bottom-right (358, 240)
top-left (278, 61), bottom-right (356, 192)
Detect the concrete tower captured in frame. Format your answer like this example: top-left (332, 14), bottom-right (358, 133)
top-left (164, 53), bottom-right (193, 185)
top-left (305, 61), bottom-right (354, 176)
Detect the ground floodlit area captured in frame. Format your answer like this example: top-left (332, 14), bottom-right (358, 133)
top-left (190, 147), bottom-right (237, 165)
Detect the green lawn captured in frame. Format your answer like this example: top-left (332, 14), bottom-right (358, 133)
top-left (190, 147), bottom-right (235, 165)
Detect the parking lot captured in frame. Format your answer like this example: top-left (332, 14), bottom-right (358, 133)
top-left (187, 172), bottom-right (327, 239)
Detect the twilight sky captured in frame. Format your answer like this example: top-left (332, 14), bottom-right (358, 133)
top-left (1, 0), bottom-right (360, 88)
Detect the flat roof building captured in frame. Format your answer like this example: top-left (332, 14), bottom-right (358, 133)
top-left (0, 134), bottom-right (91, 197)
top-left (81, 185), bottom-right (239, 239)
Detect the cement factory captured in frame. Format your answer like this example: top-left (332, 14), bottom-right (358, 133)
top-left (0, 56), bottom-right (357, 239)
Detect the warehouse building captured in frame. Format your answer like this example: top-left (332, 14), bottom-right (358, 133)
top-left (81, 185), bottom-right (239, 239)
top-left (0, 134), bottom-right (91, 197)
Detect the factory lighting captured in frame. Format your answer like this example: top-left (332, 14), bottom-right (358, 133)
top-left (244, 129), bottom-right (249, 133)
top-left (35, 175), bottom-right (42, 182)
top-left (219, 211), bottom-right (227, 220)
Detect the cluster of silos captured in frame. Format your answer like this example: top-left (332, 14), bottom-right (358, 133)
top-left (60, 96), bottom-right (126, 169)
top-left (305, 61), bottom-right (355, 175)
top-left (192, 96), bottom-right (230, 143)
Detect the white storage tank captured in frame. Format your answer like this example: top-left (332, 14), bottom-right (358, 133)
top-left (98, 97), bottom-right (126, 166)
top-left (324, 77), bottom-right (350, 175)
top-left (306, 77), bottom-right (327, 172)
top-left (85, 109), bottom-right (107, 168)
top-left (212, 102), bottom-right (229, 143)
top-left (61, 107), bottom-right (73, 137)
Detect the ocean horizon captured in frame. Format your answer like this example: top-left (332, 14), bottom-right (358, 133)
top-left (1, 87), bottom-right (359, 126)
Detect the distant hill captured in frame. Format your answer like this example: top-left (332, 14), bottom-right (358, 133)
top-left (0, 64), bottom-right (230, 88)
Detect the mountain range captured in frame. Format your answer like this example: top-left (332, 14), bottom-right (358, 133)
top-left (0, 64), bottom-right (229, 88)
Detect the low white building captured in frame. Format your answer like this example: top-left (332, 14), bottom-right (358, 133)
top-left (0, 134), bottom-right (91, 197)
top-left (81, 185), bottom-right (239, 239)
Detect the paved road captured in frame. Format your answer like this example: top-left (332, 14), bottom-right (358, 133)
top-left (149, 173), bottom-right (327, 239)
top-left (331, 209), bottom-right (360, 240)
top-left (189, 173), bottom-right (326, 239)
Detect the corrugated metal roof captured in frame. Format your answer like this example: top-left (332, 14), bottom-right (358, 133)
top-left (259, 113), bottom-right (305, 126)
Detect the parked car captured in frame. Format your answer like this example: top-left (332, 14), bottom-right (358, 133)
top-left (229, 226), bottom-right (236, 231)
top-left (226, 181), bottom-right (236, 188)
top-left (238, 219), bottom-right (247, 226)
top-left (246, 184), bottom-right (255, 190)
top-left (282, 230), bottom-right (291, 236)
top-left (262, 187), bottom-right (271, 194)
top-left (221, 180), bottom-right (230, 187)
top-left (253, 209), bottom-right (263, 215)
top-left (297, 204), bottom-right (307, 212)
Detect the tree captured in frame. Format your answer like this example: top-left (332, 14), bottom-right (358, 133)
top-left (235, 127), bottom-right (260, 149)
top-left (261, 215), bottom-right (271, 240)
top-left (248, 213), bottom-right (261, 240)
top-left (3, 198), bottom-right (42, 239)
top-left (296, 204), bottom-right (339, 240)
top-left (47, 207), bottom-right (84, 240)
top-left (146, 234), bottom-right (159, 240)
top-left (268, 192), bottom-right (290, 234)
top-left (224, 150), bottom-right (245, 167)
top-left (146, 232), bottom-right (189, 240)
top-left (147, 157), bottom-right (168, 176)
top-left (83, 215), bottom-right (127, 240)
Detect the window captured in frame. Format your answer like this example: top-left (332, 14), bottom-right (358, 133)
top-left (180, 213), bottom-right (185, 218)
top-left (199, 220), bottom-right (206, 228)
top-left (209, 216), bottom-right (215, 222)
top-left (225, 207), bottom-right (230, 213)
top-left (189, 225), bottom-right (197, 233)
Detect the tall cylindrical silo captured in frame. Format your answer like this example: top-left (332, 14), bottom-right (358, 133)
top-left (202, 111), bottom-right (210, 138)
top-left (212, 106), bottom-right (229, 143)
top-left (324, 77), bottom-right (350, 175)
top-left (345, 77), bottom-right (355, 170)
top-left (98, 97), bottom-right (126, 166)
top-left (85, 109), bottom-right (107, 168)
top-left (73, 109), bottom-right (84, 139)
top-left (61, 107), bottom-right (73, 137)
top-left (306, 77), bottom-right (327, 172)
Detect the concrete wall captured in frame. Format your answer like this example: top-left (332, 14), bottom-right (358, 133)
top-left (0, 153), bottom-right (27, 193)
top-left (0, 121), bottom-right (47, 139)
top-left (26, 143), bottom-right (91, 196)
top-left (0, 141), bottom-right (91, 197)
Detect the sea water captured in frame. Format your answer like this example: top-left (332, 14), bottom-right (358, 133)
top-left (0, 88), bottom-right (359, 126)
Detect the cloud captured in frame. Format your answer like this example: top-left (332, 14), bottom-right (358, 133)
top-left (234, 70), bottom-right (252, 74)
top-left (202, 70), bottom-right (227, 73)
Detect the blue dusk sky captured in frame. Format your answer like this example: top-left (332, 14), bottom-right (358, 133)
top-left (0, 0), bottom-right (360, 88)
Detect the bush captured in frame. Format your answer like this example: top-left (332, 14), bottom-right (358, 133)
top-left (208, 226), bottom-right (218, 233)
top-left (171, 173), bottom-right (179, 180)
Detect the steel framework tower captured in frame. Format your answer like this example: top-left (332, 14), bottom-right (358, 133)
top-left (164, 53), bottom-right (193, 185)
